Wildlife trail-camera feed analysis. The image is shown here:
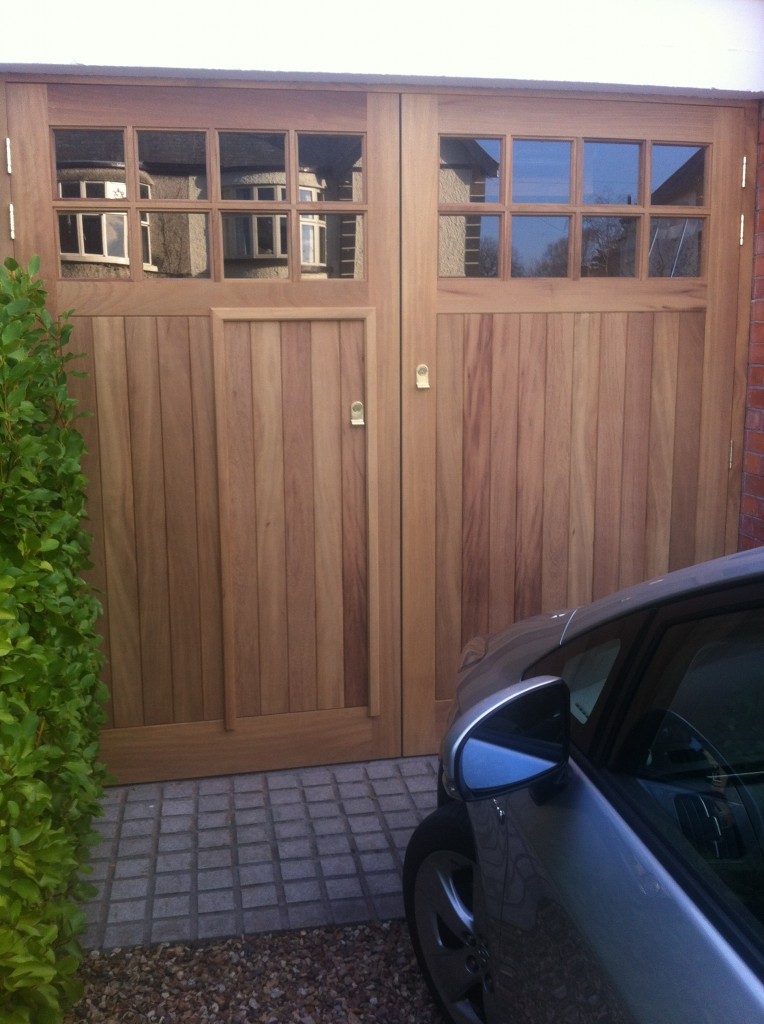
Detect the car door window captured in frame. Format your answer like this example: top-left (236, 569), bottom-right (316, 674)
top-left (610, 605), bottom-right (764, 943)
top-left (526, 613), bottom-right (645, 749)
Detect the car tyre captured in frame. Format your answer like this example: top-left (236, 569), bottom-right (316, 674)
top-left (404, 803), bottom-right (497, 1024)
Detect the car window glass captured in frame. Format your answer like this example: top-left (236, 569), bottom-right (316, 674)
top-left (525, 616), bottom-right (642, 748)
top-left (610, 606), bottom-right (764, 942)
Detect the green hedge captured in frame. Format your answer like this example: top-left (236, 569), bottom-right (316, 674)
top-left (0, 257), bottom-right (107, 1023)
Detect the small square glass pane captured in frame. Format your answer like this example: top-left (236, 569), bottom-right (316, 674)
top-left (55, 129), bottom-right (126, 198)
top-left (511, 217), bottom-right (569, 277)
top-left (648, 218), bottom-right (703, 278)
top-left (439, 216), bottom-right (500, 278)
top-left (651, 146), bottom-right (705, 206)
top-left (439, 138), bottom-right (501, 203)
top-left (137, 131), bottom-right (208, 200)
top-left (143, 212), bottom-right (210, 278)
top-left (222, 212), bottom-right (289, 279)
top-left (512, 141), bottom-right (571, 204)
top-left (297, 135), bottom-right (363, 201)
top-left (581, 217), bottom-right (638, 277)
top-left (219, 133), bottom-right (286, 200)
top-left (583, 142), bottom-right (640, 205)
top-left (302, 214), bottom-right (364, 279)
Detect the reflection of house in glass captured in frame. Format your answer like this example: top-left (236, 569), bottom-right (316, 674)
top-left (439, 138), bottom-right (501, 277)
top-left (649, 146), bottom-right (705, 278)
top-left (54, 129), bottom-right (364, 281)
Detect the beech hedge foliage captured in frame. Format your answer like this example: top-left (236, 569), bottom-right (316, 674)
top-left (0, 257), bottom-right (107, 1023)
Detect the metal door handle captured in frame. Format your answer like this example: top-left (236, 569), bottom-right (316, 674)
top-left (416, 364), bottom-right (430, 389)
top-left (350, 400), bottom-right (365, 426)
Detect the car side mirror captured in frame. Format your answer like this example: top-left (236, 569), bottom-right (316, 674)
top-left (446, 676), bottom-right (570, 802)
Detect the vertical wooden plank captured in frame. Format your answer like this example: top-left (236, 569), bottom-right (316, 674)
top-left (568, 313), bottom-right (601, 606)
top-left (462, 314), bottom-right (493, 643)
top-left (311, 321), bottom-right (345, 710)
top-left (542, 313), bottom-right (574, 612)
top-left (92, 317), bottom-right (143, 727)
top-left (251, 320), bottom-right (289, 716)
top-left (515, 314), bottom-right (546, 620)
top-left (488, 314), bottom-right (520, 632)
top-left (214, 319), bottom-right (260, 722)
top-left (157, 317), bottom-right (204, 723)
top-left (669, 311), bottom-right (705, 569)
top-left (281, 321), bottom-right (318, 712)
top-left (646, 312), bottom-right (680, 578)
top-left (340, 320), bottom-right (369, 709)
top-left (125, 317), bottom-right (173, 725)
top-left (188, 317), bottom-right (224, 721)
top-left (619, 313), bottom-right (654, 589)
top-left (436, 314), bottom-right (464, 700)
top-left (68, 317), bottom-right (114, 728)
top-left (401, 93), bottom-right (440, 755)
top-left (592, 312), bottom-right (628, 600)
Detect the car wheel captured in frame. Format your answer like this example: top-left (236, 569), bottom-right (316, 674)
top-left (404, 803), bottom-right (498, 1024)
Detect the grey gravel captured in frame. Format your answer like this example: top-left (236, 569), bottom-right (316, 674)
top-left (64, 920), bottom-right (442, 1023)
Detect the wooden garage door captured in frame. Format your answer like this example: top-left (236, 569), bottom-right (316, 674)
top-left (4, 80), bottom-right (401, 782)
top-left (401, 92), bottom-right (756, 753)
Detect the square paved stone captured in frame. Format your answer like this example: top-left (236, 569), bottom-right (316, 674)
top-left (153, 894), bottom-right (191, 918)
top-left (303, 784), bottom-right (335, 802)
top-left (378, 794), bottom-right (414, 813)
top-left (331, 900), bottom-right (372, 924)
top-left (347, 816), bottom-right (382, 835)
top-left (353, 832), bottom-right (390, 852)
top-left (110, 877), bottom-right (150, 901)
top-left (316, 834), bottom-right (351, 855)
top-left (156, 852), bottom-right (193, 874)
top-left (325, 876), bottom-right (363, 900)
top-left (274, 819), bottom-right (310, 840)
top-left (198, 828), bottom-right (232, 849)
top-left (236, 825), bottom-right (270, 845)
top-left (239, 862), bottom-right (276, 886)
top-left (365, 871), bottom-right (401, 895)
top-left (272, 803), bottom-right (307, 822)
top-left (237, 843), bottom-right (273, 865)
top-left (123, 801), bottom-right (159, 820)
top-left (198, 912), bottom-right (238, 939)
top-left (198, 778), bottom-right (230, 796)
top-left (308, 801), bottom-right (340, 819)
top-left (319, 854), bottom-right (356, 877)
top-left (288, 903), bottom-right (331, 929)
top-left (160, 815), bottom-right (195, 834)
top-left (114, 857), bottom-right (153, 879)
top-left (266, 773), bottom-right (300, 791)
top-left (332, 765), bottom-right (366, 783)
top-left (312, 817), bottom-right (345, 836)
top-left (338, 782), bottom-right (368, 800)
top-left (384, 810), bottom-right (419, 830)
top-left (163, 798), bottom-right (195, 816)
top-left (373, 892), bottom-right (404, 918)
top-left (198, 848), bottom-right (233, 870)
top-left (199, 794), bottom-right (229, 813)
top-left (117, 836), bottom-right (155, 858)
top-left (107, 900), bottom-right (147, 924)
top-left (103, 921), bottom-right (145, 948)
top-left (199, 811), bottom-right (230, 830)
top-left (277, 838), bottom-right (312, 859)
top-left (241, 884), bottom-right (279, 909)
top-left (198, 868), bottom-right (235, 890)
top-left (233, 774), bottom-right (263, 793)
top-left (243, 907), bottom-right (284, 933)
top-left (366, 762), bottom-right (398, 779)
top-left (198, 889), bottom-right (235, 914)
top-left (372, 778), bottom-right (406, 796)
top-left (283, 878), bottom-right (322, 903)
top-left (280, 859), bottom-right (316, 881)
top-left (152, 918), bottom-right (193, 943)
top-left (359, 850), bottom-right (397, 872)
top-left (158, 833), bottom-right (194, 853)
top-left (154, 872), bottom-right (192, 895)
top-left (234, 807), bottom-right (267, 825)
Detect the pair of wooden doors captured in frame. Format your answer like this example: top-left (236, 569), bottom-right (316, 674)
top-left (2, 78), bottom-right (754, 781)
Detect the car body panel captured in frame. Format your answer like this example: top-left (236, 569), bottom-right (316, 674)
top-left (467, 759), bottom-right (764, 1023)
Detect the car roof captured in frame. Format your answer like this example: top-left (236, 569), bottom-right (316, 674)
top-left (563, 547), bottom-right (764, 642)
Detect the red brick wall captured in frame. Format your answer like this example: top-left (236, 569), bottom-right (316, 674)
top-left (739, 101), bottom-right (764, 550)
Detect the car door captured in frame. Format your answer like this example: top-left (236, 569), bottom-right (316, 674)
top-left (475, 588), bottom-right (764, 1023)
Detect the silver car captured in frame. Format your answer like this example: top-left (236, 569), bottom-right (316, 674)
top-left (404, 549), bottom-right (764, 1024)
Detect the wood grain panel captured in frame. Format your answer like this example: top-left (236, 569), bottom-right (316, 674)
top-left (592, 313), bottom-right (628, 600)
top-left (646, 313), bottom-right (680, 578)
top-left (541, 314), bottom-right (574, 611)
top-left (436, 315), bottom-right (465, 700)
top-left (514, 314), bottom-right (546, 620)
top-left (92, 318), bottom-right (143, 727)
top-left (125, 317), bottom-right (173, 725)
top-left (340, 320), bottom-right (369, 709)
top-left (187, 317), bottom-right (224, 721)
top-left (281, 322), bottom-right (318, 713)
top-left (670, 312), bottom-right (705, 570)
top-left (618, 313), bottom-right (654, 588)
top-left (461, 314), bottom-right (493, 642)
top-left (311, 322), bottom-right (345, 710)
top-left (68, 318), bottom-right (114, 727)
top-left (216, 321), bottom-right (260, 722)
top-left (250, 321), bottom-right (289, 717)
top-left (157, 318), bottom-right (205, 723)
top-left (488, 315), bottom-right (521, 632)
top-left (568, 314), bottom-right (601, 606)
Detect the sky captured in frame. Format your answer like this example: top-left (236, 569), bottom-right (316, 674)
top-left (2, 0), bottom-right (763, 93)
